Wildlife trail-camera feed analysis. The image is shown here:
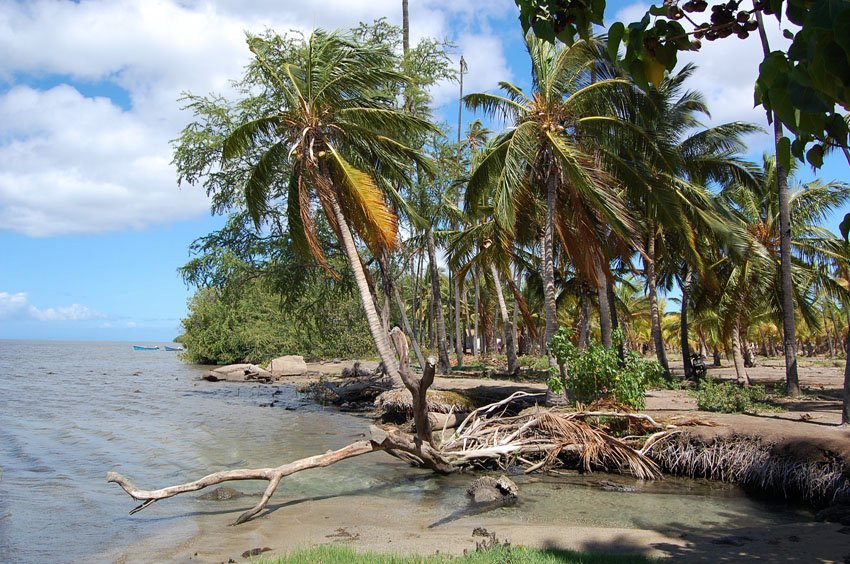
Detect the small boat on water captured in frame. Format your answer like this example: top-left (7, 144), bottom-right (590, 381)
top-left (164, 346), bottom-right (184, 352)
top-left (132, 345), bottom-right (160, 351)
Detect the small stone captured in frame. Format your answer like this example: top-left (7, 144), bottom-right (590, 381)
top-left (197, 487), bottom-right (245, 501)
top-left (241, 547), bottom-right (271, 558)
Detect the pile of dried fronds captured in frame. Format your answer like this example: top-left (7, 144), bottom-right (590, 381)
top-left (376, 388), bottom-right (475, 422)
top-left (645, 433), bottom-right (850, 505)
top-left (437, 393), bottom-right (663, 479)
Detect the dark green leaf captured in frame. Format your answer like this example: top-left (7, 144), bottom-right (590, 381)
top-left (805, 144), bottom-right (824, 167)
top-left (608, 22), bottom-right (625, 61)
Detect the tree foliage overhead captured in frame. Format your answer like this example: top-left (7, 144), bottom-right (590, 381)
top-left (514, 0), bottom-right (850, 169)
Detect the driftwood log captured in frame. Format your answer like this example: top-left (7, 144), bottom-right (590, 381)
top-left (108, 327), bottom-right (662, 524)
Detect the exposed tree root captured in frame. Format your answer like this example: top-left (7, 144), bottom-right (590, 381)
top-left (646, 432), bottom-right (850, 505)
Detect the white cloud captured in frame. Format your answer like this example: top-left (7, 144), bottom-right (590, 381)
top-left (0, 292), bottom-right (29, 319)
top-left (30, 303), bottom-right (105, 322)
top-left (430, 32), bottom-right (513, 109)
top-left (0, 0), bottom-right (512, 237)
top-left (0, 291), bottom-right (104, 321)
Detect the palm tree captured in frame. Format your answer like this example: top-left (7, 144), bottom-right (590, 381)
top-left (222, 31), bottom-right (437, 385)
top-left (465, 33), bottom-right (638, 362)
top-left (461, 120), bottom-right (492, 357)
top-left (616, 64), bottom-right (759, 377)
top-left (756, 9), bottom-right (801, 397)
top-left (449, 203), bottom-right (521, 373)
top-left (720, 155), bottom-right (850, 374)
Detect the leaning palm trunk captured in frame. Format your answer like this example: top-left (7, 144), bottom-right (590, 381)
top-left (755, 8), bottom-right (799, 397)
top-left (426, 227), bottom-right (451, 373)
top-left (680, 268), bottom-right (694, 378)
top-left (731, 320), bottom-right (751, 386)
top-left (393, 284), bottom-right (426, 370)
top-left (646, 228), bottom-right (670, 376)
top-left (490, 263), bottom-right (518, 373)
top-left (327, 190), bottom-right (401, 387)
top-left (380, 247), bottom-right (425, 371)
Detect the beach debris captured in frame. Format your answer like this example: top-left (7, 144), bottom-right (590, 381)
top-left (470, 528), bottom-right (510, 552)
top-left (300, 372), bottom-right (392, 406)
top-left (107, 327), bottom-right (661, 525)
top-left (375, 388), bottom-right (474, 423)
top-left (341, 361), bottom-right (374, 378)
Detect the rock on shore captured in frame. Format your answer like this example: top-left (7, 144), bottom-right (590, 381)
top-left (203, 364), bottom-right (272, 382)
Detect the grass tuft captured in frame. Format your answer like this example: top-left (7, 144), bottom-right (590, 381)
top-left (261, 544), bottom-right (660, 564)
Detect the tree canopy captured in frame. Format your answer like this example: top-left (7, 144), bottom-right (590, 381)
top-left (514, 0), bottom-right (850, 170)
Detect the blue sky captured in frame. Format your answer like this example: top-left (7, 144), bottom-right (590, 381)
top-left (0, 0), bottom-right (847, 341)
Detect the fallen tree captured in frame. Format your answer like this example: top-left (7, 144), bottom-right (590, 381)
top-left (108, 327), bottom-right (663, 524)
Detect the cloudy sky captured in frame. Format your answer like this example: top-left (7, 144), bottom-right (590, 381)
top-left (0, 0), bottom-right (847, 341)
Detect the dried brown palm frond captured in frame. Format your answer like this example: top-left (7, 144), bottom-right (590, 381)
top-left (439, 393), bottom-right (661, 480)
top-left (375, 389), bottom-right (475, 419)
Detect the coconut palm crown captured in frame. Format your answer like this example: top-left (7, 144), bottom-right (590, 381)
top-left (464, 32), bottom-right (639, 352)
top-left (221, 30), bottom-right (438, 382)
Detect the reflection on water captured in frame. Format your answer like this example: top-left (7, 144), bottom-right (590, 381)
top-left (0, 341), bottom-right (811, 563)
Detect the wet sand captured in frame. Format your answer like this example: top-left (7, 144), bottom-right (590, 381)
top-left (107, 488), bottom-right (848, 563)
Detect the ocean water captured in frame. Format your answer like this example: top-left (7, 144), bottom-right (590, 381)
top-left (0, 340), bottom-right (813, 563)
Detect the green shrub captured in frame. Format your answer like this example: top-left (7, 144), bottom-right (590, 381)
top-left (180, 279), bottom-right (375, 365)
top-left (547, 328), bottom-right (663, 409)
top-left (694, 379), bottom-right (769, 413)
top-left (518, 355), bottom-right (551, 371)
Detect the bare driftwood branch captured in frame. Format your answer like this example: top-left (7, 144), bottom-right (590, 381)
top-left (390, 326), bottom-right (434, 445)
top-left (108, 440), bottom-right (377, 524)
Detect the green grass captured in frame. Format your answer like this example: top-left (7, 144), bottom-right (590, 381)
top-left (262, 544), bottom-right (659, 564)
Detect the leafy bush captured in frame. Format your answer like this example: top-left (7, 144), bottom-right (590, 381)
top-left (180, 279), bottom-right (375, 365)
top-left (518, 355), bottom-right (551, 371)
top-left (547, 328), bottom-right (663, 409)
top-left (694, 379), bottom-right (769, 413)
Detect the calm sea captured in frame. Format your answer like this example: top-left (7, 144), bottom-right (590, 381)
top-left (0, 340), bottom-right (814, 563)
top-left (0, 340), bottom-right (420, 563)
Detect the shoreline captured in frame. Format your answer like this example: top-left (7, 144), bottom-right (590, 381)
top-left (106, 357), bottom-right (850, 563)
top-left (103, 474), bottom-right (849, 564)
